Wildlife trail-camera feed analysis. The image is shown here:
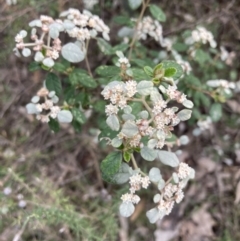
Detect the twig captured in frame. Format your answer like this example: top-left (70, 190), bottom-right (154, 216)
top-left (85, 39), bottom-right (93, 77)
top-left (131, 154), bottom-right (139, 169)
top-left (128, 0), bottom-right (151, 60)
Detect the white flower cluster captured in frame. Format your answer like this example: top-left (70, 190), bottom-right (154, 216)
top-left (220, 46), bottom-right (236, 66)
top-left (102, 80), bottom-right (137, 111)
top-left (192, 116), bottom-right (212, 136)
top-left (136, 16), bottom-right (172, 50)
top-left (26, 88), bottom-right (60, 123)
top-left (14, 8), bottom-right (110, 67)
top-left (147, 162), bottom-right (195, 222)
top-left (116, 51), bottom-right (131, 68)
top-left (206, 79), bottom-right (235, 95)
top-left (137, 16), bottom-right (163, 42)
top-left (102, 78), bottom-right (193, 151)
top-left (14, 15), bottom-right (63, 68)
top-left (3, 187), bottom-right (27, 208)
top-left (121, 174), bottom-right (150, 204)
top-left (60, 8), bottom-right (110, 41)
top-left (185, 26), bottom-right (217, 48)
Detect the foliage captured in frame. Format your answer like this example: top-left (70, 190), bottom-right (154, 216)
top-left (2, 0), bottom-right (240, 239)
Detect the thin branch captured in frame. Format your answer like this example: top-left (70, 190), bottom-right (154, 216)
top-left (85, 39), bottom-right (93, 77)
top-left (128, 0), bottom-right (151, 60)
top-left (131, 154), bottom-right (139, 170)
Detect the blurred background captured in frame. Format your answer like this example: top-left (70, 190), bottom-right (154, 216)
top-left (0, 0), bottom-right (240, 240)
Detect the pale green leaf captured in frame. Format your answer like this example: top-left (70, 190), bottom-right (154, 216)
top-left (177, 109), bottom-right (192, 121)
top-left (106, 115), bottom-right (120, 131)
top-left (121, 121), bottom-right (138, 137)
top-left (149, 167), bottom-right (162, 182)
top-left (140, 146), bottom-right (157, 161)
top-left (157, 150), bottom-right (179, 167)
top-left (137, 80), bottom-right (154, 96)
top-left (61, 43), bottom-right (85, 63)
top-left (57, 110), bottom-right (73, 123)
top-left (128, 0), bottom-right (142, 10)
top-left (119, 202), bottom-right (135, 217)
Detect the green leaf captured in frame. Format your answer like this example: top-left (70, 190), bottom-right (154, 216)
top-left (64, 86), bottom-right (76, 105)
top-left (162, 61), bottom-right (183, 80)
top-left (113, 15), bottom-right (133, 26)
top-left (29, 62), bottom-right (41, 72)
top-left (45, 73), bottom-right (62, 96)
top-left (100, 152), bottom-right (122, 183)
top-left (72, 120), bottom-right (82, 132)
top-left (149, 4), bottom-right (166, 22)
top-left (111, 43), bottom-right (129, 53)
top-left (194, 49), bottom-right (211, 65)
top-left (123, 151), bottom-right (131, 162)
top-left (144, 66), bottom-right (154, 77)
top-left (93, 100), bottom-right (106, 113)
top-left (165, 134), bottom-right (177, 143)
top-left (132, 58), bottom-right (153, 68)
top-left (184, 75), bottom-right (201, 87)
top-left (129, 102), bottom-right (142, 115)
top-left (209, 103), bottom-right (222, 122)
top-left (164, 67), bottom-right (177, 78)
top-left (53, 62), bottom-right (67, 73)
top-left (112, 162), bottom-right (131, 184)
top-left (153, 63), bottom-right (163, 73)
top-left (172, 43), bottom-right (188, 52)
top-left (72, 108), bottom-right (86, 124)
top-left (199, 93), bottom-right (211, 107)
top-left (131, 68), bottom-right (149, 81)
top-left (96, 65), bottom-right (120, 78)
top-left (48, 118), bottom-right (60, 132)
top-left (96, 38), bottom-right (112, 55)
top-left (69, 69), bottom-right (97, 88)
top-left (98, 125), bottom-right (118, 141)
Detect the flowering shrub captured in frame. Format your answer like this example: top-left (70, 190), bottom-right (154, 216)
top-left (12, 0), bottom-right (237, 224)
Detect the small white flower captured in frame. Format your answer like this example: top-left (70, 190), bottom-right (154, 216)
top-left (178, 163), bottom-right (194, 180)
top-left (175, 189), bottom-right (184, 203)
top-left (18, 200), bottom-right (27, 208)
top-left (105, 104), bottom-right (119, 116)
top-left (141, 176), bottom-right (150, 189)
top-left (15, 34), bottom-right (23, 43)
top-left (3, 187), bottom-right (12, 196)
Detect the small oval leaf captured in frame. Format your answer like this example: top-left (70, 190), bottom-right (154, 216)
top-left (57, 110), bottom-right (73, 123)
top-left (61, 43), bottom-right (85, 63)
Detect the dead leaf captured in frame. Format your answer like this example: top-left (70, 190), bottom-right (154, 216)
top-left (198, 157), bottom-right (217, 173)
top-left (227, 100), bottom-right (240, 113)
top-left (179, 205), bottom-right (216, 241)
